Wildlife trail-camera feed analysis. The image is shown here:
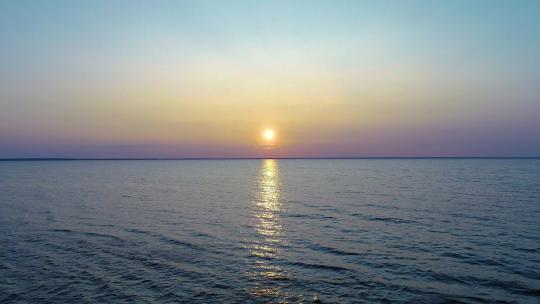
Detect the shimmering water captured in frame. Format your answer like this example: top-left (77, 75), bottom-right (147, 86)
top-left (1, 159), bottom-right (539, 303)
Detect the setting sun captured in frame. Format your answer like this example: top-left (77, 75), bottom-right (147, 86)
top-left (263, 129), bottom-right (275, 142)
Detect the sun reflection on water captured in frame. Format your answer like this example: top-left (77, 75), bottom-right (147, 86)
top-left (246, 159), bottom-right (291, 300)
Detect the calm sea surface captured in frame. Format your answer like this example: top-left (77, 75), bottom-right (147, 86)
top-left (1, 159), bottom-right (539, 303)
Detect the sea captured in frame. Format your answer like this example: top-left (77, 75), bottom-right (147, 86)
top-left (1, 159), bottom-right (539, 303)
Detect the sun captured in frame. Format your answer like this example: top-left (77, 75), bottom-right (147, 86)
top-left (263, 129), bottom-right (275, 141)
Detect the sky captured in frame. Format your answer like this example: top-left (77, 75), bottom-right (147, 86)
top-left (1, 0), bottom-right (539, 158)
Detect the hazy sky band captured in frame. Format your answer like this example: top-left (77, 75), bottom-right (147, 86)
top-left (1, 0), bottom-right (539, 157)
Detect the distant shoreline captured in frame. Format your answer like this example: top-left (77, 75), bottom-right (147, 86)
top-left (1, 157), bottom-right (539, 161)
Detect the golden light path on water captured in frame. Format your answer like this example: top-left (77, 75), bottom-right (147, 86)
top-left (247, 159), bottom-right (291, 300)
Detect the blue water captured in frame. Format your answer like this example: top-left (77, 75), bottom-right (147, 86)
top-left (1, 159), bottom-right (539, 303)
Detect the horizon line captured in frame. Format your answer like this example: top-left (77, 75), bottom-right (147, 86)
top-left (1, 156), bottom-right (539, 161)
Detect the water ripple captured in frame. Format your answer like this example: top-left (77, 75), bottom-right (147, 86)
top-left (1, 159), bottom-right (539, 303)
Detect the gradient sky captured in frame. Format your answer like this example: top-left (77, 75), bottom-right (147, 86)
top-left (1, 0), bottom-right (539, 158)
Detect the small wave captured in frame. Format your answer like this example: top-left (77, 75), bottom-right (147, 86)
top-left (124, 228), bottom-right (221, 255)
top-left (284, 213), bottom-right (336, 220)
top-left (125, 228), bottom-right (151, 235)
top-left (522, 289), bottom-right (540, 297)
top-left (50, 229), bottom-right (124, 242)
top-left (155, 235), bottom-right (203, 251)
top-left (51, 228), bottom-right (72, 233)
top-left (81, 232), bottom-right (124, 242)
top-left (369, 216), bottom-right (415, 224)
top-left (455, 275), bottom-right (539, 297)
top-left (514, 247), bottom-right (539, 253)
top-left (286, 261), bottom-right (352, 273)
top-left (85, 223), bottom-right (115, 227)
top-left (308, 244), bottom-right (360, 256)
top-left (424, 270), bottom-right (468, 285)
top-left (351, 214), bottom-right (416, 224)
